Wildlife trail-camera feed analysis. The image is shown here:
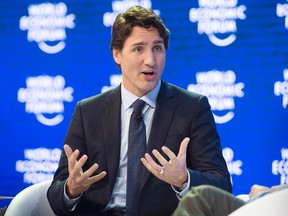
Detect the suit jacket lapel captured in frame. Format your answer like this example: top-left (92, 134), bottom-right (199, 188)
top-left (101, 86), bottom-right (122, 189)
top-left (140, 81), bottom-right (179, 189)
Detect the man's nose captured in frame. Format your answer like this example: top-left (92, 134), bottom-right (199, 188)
top-left (144, 50), bottom-right (156, 66)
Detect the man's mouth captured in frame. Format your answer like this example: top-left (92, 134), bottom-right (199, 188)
top-left (143, 71), bottom-right (155, 75)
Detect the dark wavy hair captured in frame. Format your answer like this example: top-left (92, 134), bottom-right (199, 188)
top-left (110, 5), bottom-right (170, 52)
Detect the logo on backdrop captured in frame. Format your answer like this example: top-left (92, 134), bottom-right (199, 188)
top-left (223, 147), bottom-right (243, 184)
top-left (274, 69), bottom-right (288, 109)
top-left (276, 1), bottom-right (288, 29)
top-left (187, 70), bottom-right (245, 124)
top-left (103, 0), bottom-right (159, 27)
top-left (19, 2), bottom-right (75, 54)
top-left (101, 74), bottom-right (122, 92)
top-left (17, 75), bottom-right (74, 126)
top-left (272, 148), bottom-right (288, 184)
top-left (189, 0), bottom-right (247, 46)
top-left (16, 148), bottom-right (61, 184)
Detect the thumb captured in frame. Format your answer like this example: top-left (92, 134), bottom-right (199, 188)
top-left (177, 137), bottom-right (190, 158)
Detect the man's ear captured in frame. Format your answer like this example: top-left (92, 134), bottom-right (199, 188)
top-left (112, 49), bottom-right (121, 65)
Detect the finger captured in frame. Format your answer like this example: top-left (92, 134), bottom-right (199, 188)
top-left (141, 154), bottom-right (162, 171)
top-left (64, 145), bottom-right (80, 171)
top-left (73, 154), bottom-right (88, 175)
top-left (177, 137), bottom-right (190, 158)
top-left (89, 171), bottom-right (107, 183)
top-left (64, 144), bottom-right (73, 158)
top-left (152, 149), bottom-right (168, 166)
top-left (82, 163), bottom-right (107, 183)
top-left (81, 163), bottom-right (100, 180)
top-left (140, 155), bottom-right (152, 170)
top-left (161, 146), bottom-right (176, 161)
top-left (143, 153), bottom-right (158, 166)
top-left (141, 155), bottom-right (160, 176)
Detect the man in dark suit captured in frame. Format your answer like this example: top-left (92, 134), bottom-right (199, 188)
top-left (47, 5), bottom-right (231, 216)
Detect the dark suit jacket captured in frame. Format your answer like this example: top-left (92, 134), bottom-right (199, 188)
top-left (47, 81), bottom-right (231, 216)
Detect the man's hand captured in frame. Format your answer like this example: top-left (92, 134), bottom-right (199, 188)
top-left (249, 184), bottom-right (270, 198)
top-left (141, 137), bottom-right (190, 188)
top-left (249, 184), bottom-right (288, 198)
top-left (64, 144), bottom-right (107, 198)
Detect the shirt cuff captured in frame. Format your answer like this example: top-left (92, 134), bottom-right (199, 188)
top-left (171, 169), bottom-right (190, 199)
top-left (63, 180), bottom-right (82, 211)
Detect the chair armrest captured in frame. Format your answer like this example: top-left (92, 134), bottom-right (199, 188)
top-left (236, 194), bottom-right (250, 202)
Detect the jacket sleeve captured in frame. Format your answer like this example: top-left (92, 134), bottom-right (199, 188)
top-left (186, 95), bottom-right (232, 192)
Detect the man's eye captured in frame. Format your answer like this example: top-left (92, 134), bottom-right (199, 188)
top-left (134, 47), bottom-right (142, 53)
top-left (154, 46), bottom-right (163, 52)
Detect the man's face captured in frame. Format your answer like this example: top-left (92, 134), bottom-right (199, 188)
top-left (113, 26), bottom-right (166, 97)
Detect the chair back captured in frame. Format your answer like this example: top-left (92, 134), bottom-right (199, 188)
top-left (229, 188), bottom-right (288, 216)
top-left (4, 180), bottom-right (55, 216)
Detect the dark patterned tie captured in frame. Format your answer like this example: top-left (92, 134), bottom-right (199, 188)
top-left (126, 99), bottom-right (146, 216)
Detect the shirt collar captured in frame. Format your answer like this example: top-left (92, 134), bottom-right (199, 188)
top-left (121, 81), bottom-right (161, 111)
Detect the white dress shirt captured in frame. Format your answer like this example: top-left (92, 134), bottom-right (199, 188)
top-left (105, 82), bottom-right (160, 210)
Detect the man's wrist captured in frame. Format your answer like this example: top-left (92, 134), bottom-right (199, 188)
top-left (177, 181), bottom-right (188, 191)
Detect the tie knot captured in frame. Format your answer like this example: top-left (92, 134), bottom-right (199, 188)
top-left (131, 99), bottom-right (146, 119)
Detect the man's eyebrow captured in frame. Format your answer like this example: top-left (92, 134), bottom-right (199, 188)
top-left (132, 42), bottom-right (146, 47)
top-left (132, 40), bottom-right (164, 47)
top-left (153, 40), bottom-right (164, 45)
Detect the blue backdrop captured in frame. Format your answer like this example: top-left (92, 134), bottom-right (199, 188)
top-left (0, 0), bottom-right (287, 204)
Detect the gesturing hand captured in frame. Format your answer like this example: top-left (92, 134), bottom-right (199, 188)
top-left (64, 144), bottom-right (107, 198)
top-left (141, 137), bottom-right (190, 188)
